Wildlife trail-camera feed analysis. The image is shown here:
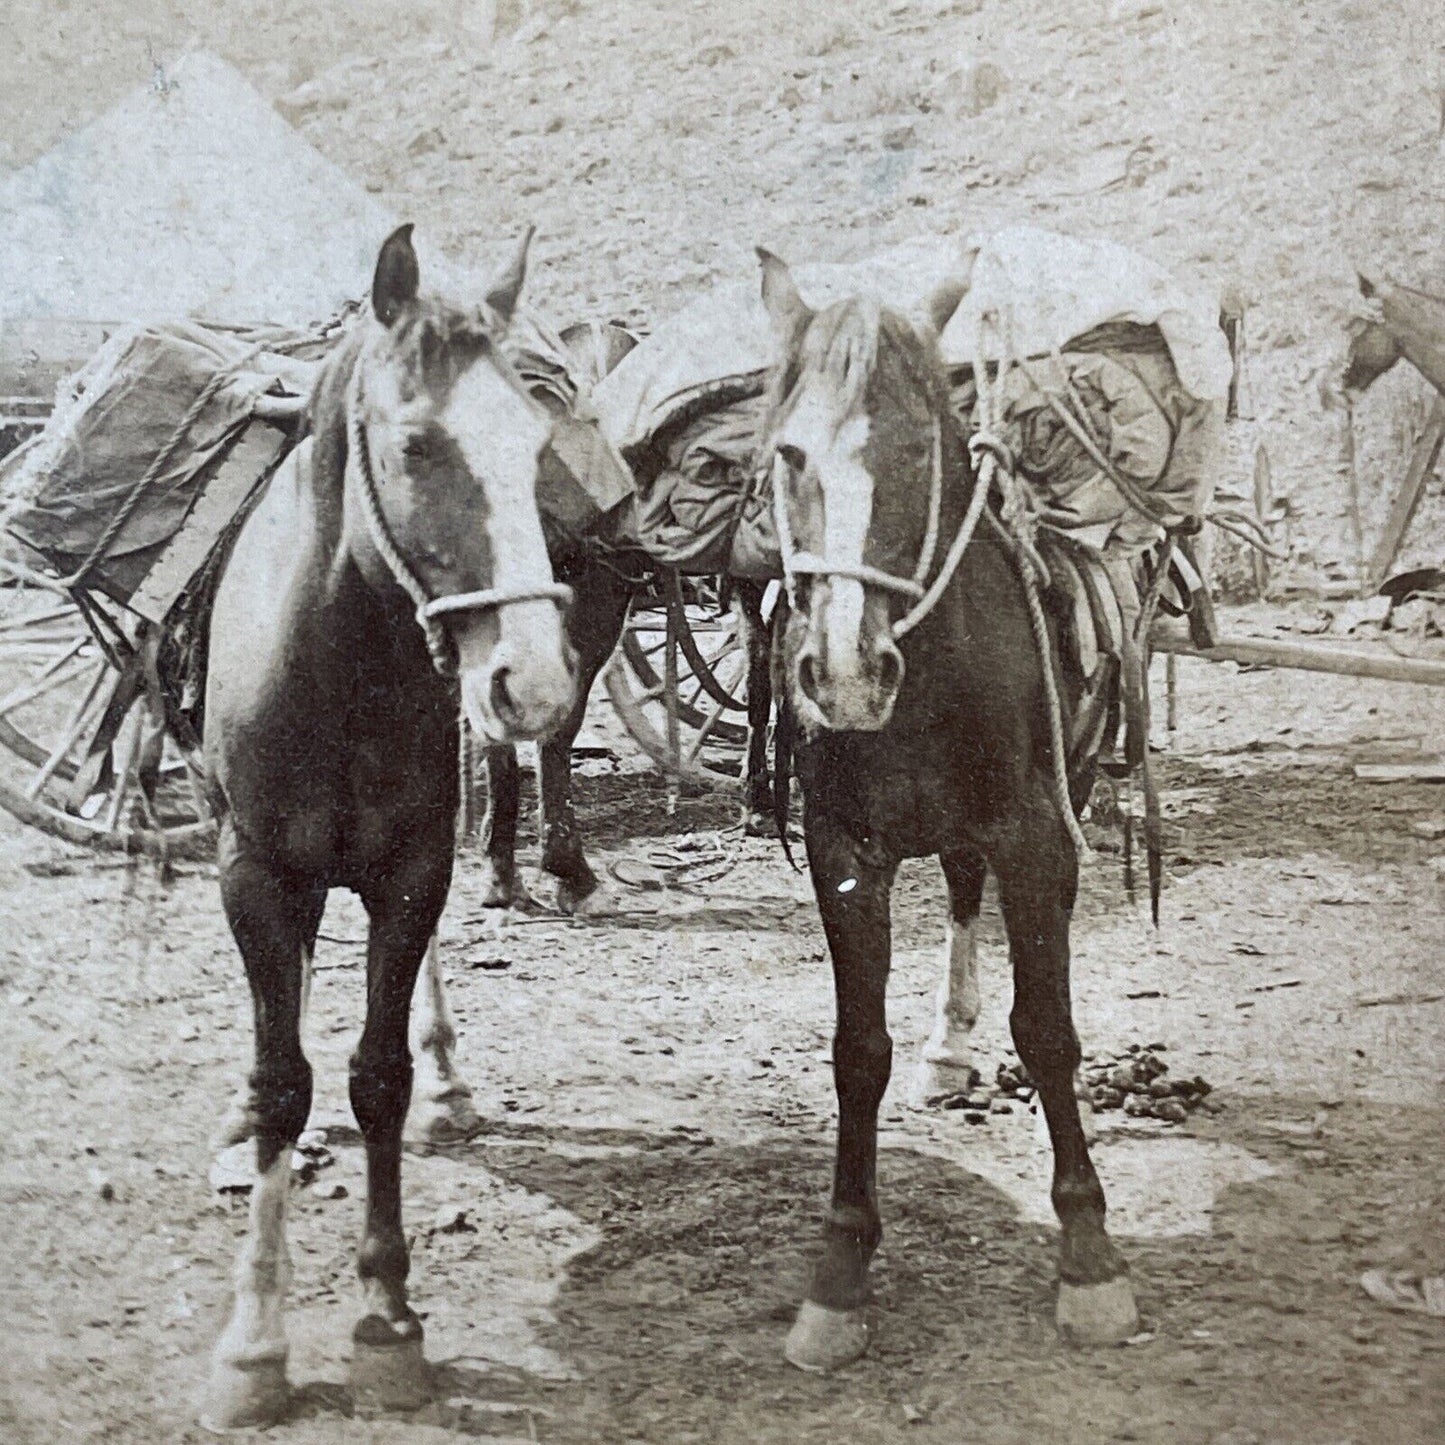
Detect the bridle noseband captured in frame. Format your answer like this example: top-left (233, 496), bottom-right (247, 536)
top-left (346, 366), bottom-right (573, 678)
top-left (770, 414), bottom-right (993, 639)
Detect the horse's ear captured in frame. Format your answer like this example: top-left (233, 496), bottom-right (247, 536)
top-left (756, 248), bottom-right (812, 346)
top-left (924, 248), bottom-right (977, 337)
top-left (1357, 271), bottom-right (1378, 300)
top-left (485, 226), bottom-right (535, 325)
top-left (373, 223), bottom-right (420, 327)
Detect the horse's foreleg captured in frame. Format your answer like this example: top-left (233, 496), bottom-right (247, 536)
top-left (407, 936), bottom-right (482, 1144)
top-left (907, 849), bottom-right (987, 1108)
top-left (542, 568), bottom-right (630, 914)
top-left (786, 811), bottom-right (896, 1374)
top-left (201, 848), bottom-right (319, 1431)
top-left (478, 745), bottom-right (532, 908)
top-left (994, 819), bottom-right (1137, 1345)
top-left (735, 581), bottom-right (774, 836)
top-left (348, 857), bottom-right (449, 1412)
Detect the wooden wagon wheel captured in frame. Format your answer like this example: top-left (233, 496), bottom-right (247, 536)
top-left (0, 569), bottom-right (215, 858)
top-left (603, 569), bottom-right (751, 783)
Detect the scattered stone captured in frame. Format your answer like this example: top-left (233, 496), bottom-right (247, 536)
top-left (89, 1168), bottom-right (115, 1202)
top-left (407, 126), bottom-right (446, 156)
top-left (431, 1205), bottom-right (477, 1235)
top-left (312, 1181), bottom-right (348, 1201)
top-left (963, 1110), bottom-right (988, 1125)
top-left (937, 59), bottom-right (1007, 118)
top-left (1151, 1099), bottom-right (1188, 1124)
top-left (989, 1098), bottom-right (1012, 1115)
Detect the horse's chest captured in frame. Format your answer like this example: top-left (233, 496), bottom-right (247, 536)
top-left (809, 734), bottom-right (978, 859)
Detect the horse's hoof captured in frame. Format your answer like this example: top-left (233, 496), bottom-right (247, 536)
top-left (904, 1055), bottom-right (977, 1111)
top-left (407, 1089), bottom-right (483, 1145)
top-left (743, 809), bottom-right (776, 838)
top-left (351, 1319), bottom-right (431, 1414)
top-left (556, 875), bottom-right (617, 917)
top-left (783, 1300), bottom-right (870, 1373)
top-left (1056, 1274), bottom-right (1139, 1345)
top-left (198, 1346), bottom-right (290, 1433)
top-left (479, 868), bottom-right (533, 910)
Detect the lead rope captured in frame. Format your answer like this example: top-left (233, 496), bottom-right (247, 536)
top-left (346, 378), bottom-right (456, 676)
top-left (973, 314), bottom-right (1090, 863)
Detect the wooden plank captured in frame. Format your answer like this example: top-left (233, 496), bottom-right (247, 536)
top-left (1367, 394), bottom-right (1445, 589)
top-left (1150, 623), bottom-right (1445, 687)
top-left (1352, 761), bottom-right (1445, 783)
top-left (129, 424), bottom-right (288, 625)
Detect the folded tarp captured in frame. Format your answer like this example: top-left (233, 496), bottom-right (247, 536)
top-left (3, 321), bottom-right (313, 592)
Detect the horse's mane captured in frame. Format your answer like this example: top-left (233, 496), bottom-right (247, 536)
top-left (771, 297), bottom-right (948, 427)
top-left (306, 324), bottom-right (365, 492)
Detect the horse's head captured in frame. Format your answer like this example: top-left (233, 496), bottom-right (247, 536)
top-left (757, 249), bottom-right (967, 732)
top-left (1342, 273), bottom-right (1404, 394)
top-left (346, 224), bottom-right (577, 744)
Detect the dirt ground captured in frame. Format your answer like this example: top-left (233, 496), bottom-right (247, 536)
top-left (3, 0), bottom-right (1445, 1441)
top-left (0, 645), bottom-right (1441, 1444)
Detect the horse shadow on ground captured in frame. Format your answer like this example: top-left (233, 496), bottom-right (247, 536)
top-left (279, 1095), bottom-right (1445, 1441)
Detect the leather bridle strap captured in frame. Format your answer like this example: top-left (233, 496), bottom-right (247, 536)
top-left (347, 373), bottom-right (572, 678)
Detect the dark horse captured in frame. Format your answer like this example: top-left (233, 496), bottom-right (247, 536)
top-left (475, 322), bottom-right (779, 914)
top-left (199, 225), bottom-right (578, 1430)
top-left (1343, 271), bottom-right (1445, 396)
top-left (754, 250), bottom-right (1138, 1372)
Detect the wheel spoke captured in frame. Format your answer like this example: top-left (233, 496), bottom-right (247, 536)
top-left (0, 604), bottom-right (80, 634)
top-left (683, 695), bottom-right (730, 765)
top-left (0, 641), bottom-right (89, 717)
top-left (27, 662), bottom-right (110, 798)
top-left (102, 708), bottom-right (144, 833)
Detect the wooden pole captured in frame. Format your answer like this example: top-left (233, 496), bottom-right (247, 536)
top-left (1366, 393), bottom-right (1445, 590)
top-left (1341, 394), bottom-right (1368, 598)
top-left (1150, 624), bottom-right (1445, 687)
top-left (1251, 444), bottom-right (1272, 600)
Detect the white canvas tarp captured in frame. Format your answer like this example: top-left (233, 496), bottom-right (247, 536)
top-left (0, 52), bottom-right (396, 329)
top-left (592, 227), bottom-right (1233, 453)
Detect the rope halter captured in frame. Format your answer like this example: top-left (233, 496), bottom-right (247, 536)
top-left (346, 371), bottom-right (572, 678)
top-left (772, 415), bottom-right (991, 640)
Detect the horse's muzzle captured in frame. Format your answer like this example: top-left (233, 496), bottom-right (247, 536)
top-left (791, 617), bottom-right (904, 733)
top-left (455, 606), bottom-right (578, 743)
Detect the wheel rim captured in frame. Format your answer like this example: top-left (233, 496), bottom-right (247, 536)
top-left (0, 573), bottom-right (215, 856)
top-left (605, 574), bottom-right (754, 782)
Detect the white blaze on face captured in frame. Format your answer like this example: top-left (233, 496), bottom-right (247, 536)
top-left (442, 356), bottom-right (554, 602)
top-left (784, 386), bottom-right (874, 672)
top-left (440, 351), bottom-right (575, 741)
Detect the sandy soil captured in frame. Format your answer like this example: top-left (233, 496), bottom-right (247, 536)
top-left (0, 647), bottom-right (1441, 1444)
top-left (2, 1), bottom-right (1444, 1441)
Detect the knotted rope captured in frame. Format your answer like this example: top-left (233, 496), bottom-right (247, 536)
top-left (972, 315), bottom-right (1091, 863)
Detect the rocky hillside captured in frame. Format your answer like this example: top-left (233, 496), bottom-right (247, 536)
top-left (4, 0), bottom-right (1443, 574)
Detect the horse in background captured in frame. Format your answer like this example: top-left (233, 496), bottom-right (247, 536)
top-left (199, 225), bottom-right (578, 1430)
top-left (475, 322), bottom-right (779, 915)
top-left (754, 249), bottom-right (1137, 1373)
top-left (1343, 271), bottom-right (1445, 396)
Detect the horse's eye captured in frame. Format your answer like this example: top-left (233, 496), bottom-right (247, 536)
top-left (777, 443), bottom-right (807, 474)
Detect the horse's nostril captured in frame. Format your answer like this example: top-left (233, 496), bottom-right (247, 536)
top-left (876, 643), bottom-right (905, 697)
top-left (489, 666), bottom-right (521, 728)
top-left (797, 651), bottom-right (821, 704)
